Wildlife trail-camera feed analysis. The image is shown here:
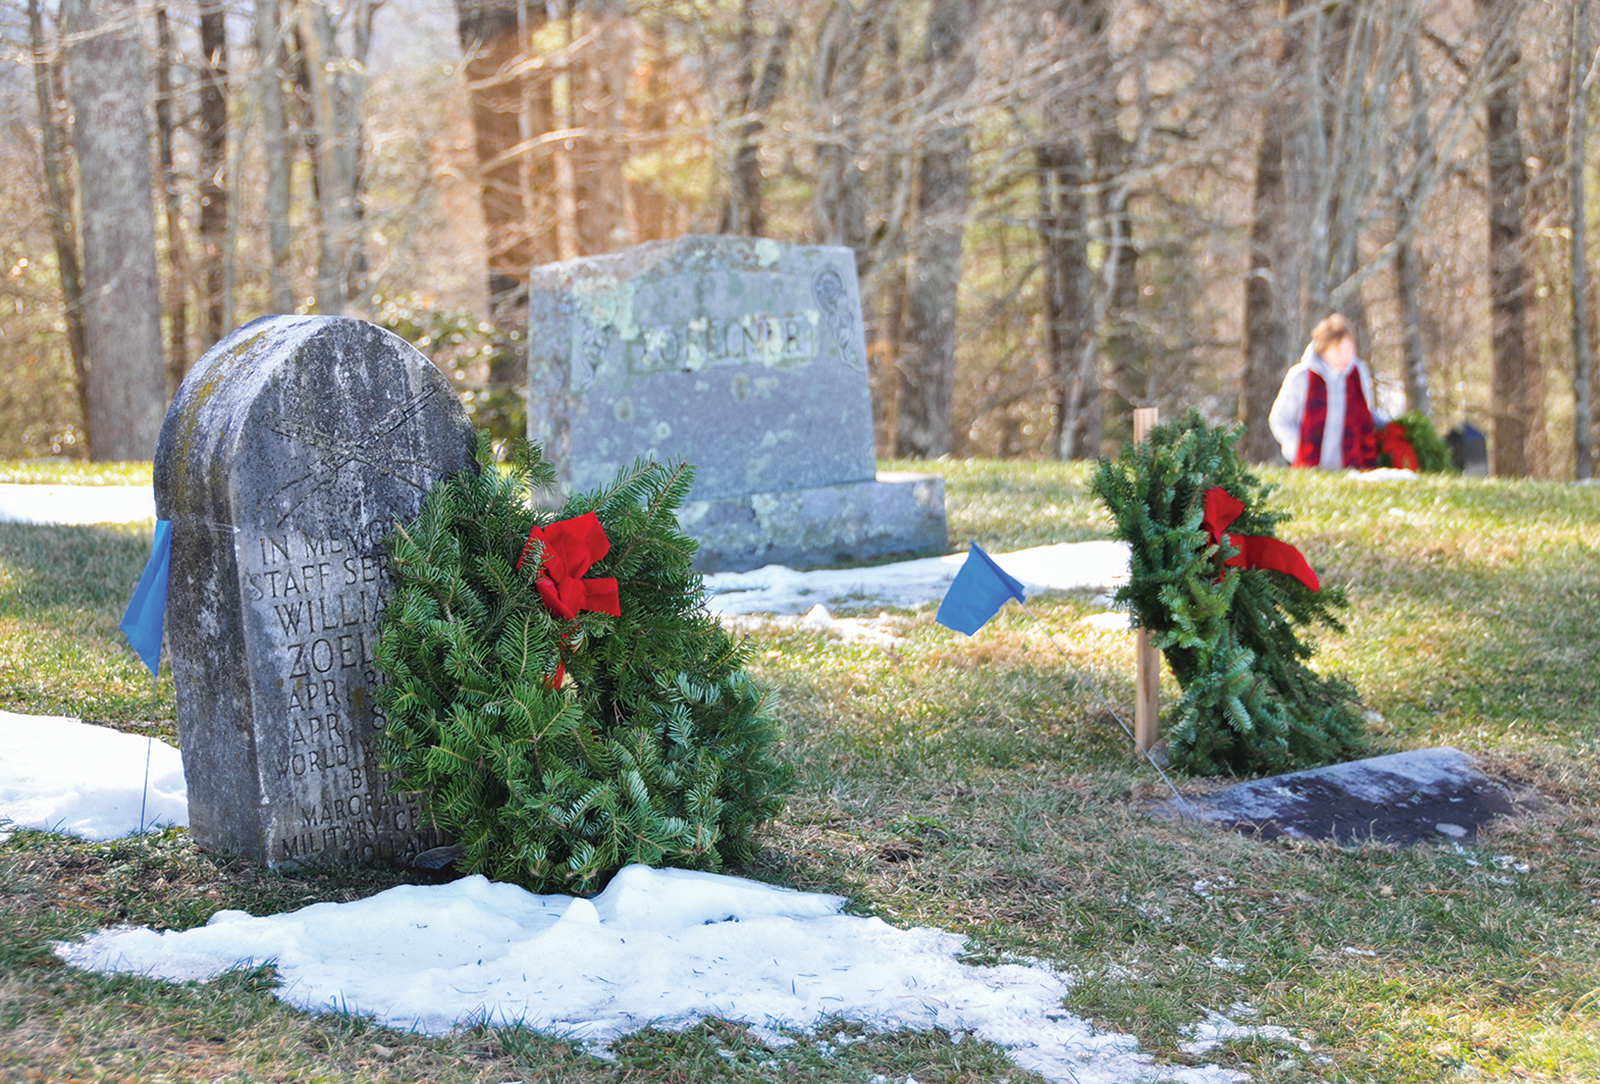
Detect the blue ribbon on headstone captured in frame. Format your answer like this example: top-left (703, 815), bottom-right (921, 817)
top-left (120, 519), bottom-right (172, 676)
top-left (935, 542), bottom-right (1028, 636)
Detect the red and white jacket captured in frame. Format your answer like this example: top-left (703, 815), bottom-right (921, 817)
top-left (1268, 344), bottom-right (1386, 470)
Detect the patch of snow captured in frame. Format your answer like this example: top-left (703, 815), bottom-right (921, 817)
top-left (1209, 956), bottom-right (1247, 974)
top-left (0, 711), bottom-right (187, 839)
top-left (0, 484), bottom-right (155, 525)
top-left (1350, 468), bottom-right (1417, 483)
top-left (727, 604), bottom-right (906, 647)
top-left (703, 542), bottom-right (1130, 617)
top-left (1078, 612), bottom-right (1130, 631)
top-left (1180, 1010), bottom-right (1312, 1055)
top-left (1191, 876), bottom-right (1236, 900)
top-left (58, 863), bottom-right (1243, 1084)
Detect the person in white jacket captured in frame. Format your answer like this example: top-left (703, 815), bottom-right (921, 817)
top-left (1268, 313), bottom-right (1386, 470)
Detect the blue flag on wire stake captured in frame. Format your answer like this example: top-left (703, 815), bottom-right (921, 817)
top-left (120, 519), bottom-right (172, 676)
top-left (935, 542), bottom-right (1028, 635)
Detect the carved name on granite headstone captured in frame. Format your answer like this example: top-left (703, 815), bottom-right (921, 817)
top-left (528, 235), bottom-right (947, 571)
top-left (154, 316), bottom-right (475, 868)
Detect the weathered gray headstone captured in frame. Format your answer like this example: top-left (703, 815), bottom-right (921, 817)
top-left (154, 316), bottom-right (475, 868)
top-left (528, 235), bottom-right (948, 571)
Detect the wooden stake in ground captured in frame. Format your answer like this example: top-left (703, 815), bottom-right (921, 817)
top-left (1132, 407), bottom-right (1160, 751)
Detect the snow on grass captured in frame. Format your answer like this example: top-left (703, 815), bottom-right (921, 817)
top-left (0, 710), bottom-right (186, 840)
top-left (0, 483), bottom-right (155, 525)
top-left (703, 541), bottom-right (1130, 616)
top-left (58, 863), bottom-right (1242, 1084)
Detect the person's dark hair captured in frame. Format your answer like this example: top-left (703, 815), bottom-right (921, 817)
top-left (1311, 313), bottom-right (1355, 355)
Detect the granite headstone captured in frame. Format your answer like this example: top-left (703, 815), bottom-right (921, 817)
top-left (528, 234), bottom-right (948, 571)
top-left (154, 316), bottom-right (475, 868)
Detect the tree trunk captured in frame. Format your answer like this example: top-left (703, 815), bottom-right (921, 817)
top-left (256, 0), bottom-right (294, 314)
top-left (29, 0), bottom-right (90, 443)
top-left (1096, 126), bottom-right (1139, 445)
top-left (1396, 37), bottom-right (1431, 418)
top-left (1241, 0), bottom-right (1309, 462)
top-left (154, 8), bottom-right (189, 394)
top-left (61, 0), bottom-right (167, 461)
top-left (724, 1), bottom-right (792, 237)
top-left (1242, 111), bottom-right (1290, 462)
top-left (1478, 0), bottom-right (1535, 477)
top-left (1038, 139), bottom-right (1094, 460)
top-left (576, 0), bottom-right (631, 255)
top-left (1395, 237), bottom-right (1430, 416)
top-left (456, 0), bottom-right (547, 305)
top-left (812, 2), bottom-right (873, 268)
top-left (1572, 0), bottom-right (1593, 480)
top-left (896, 0), bottom-right (977, 459)
top-left (198, 1), bottom-right (228, 349)
top-left (298, 0), bottom-right (356, 315)
top-left (552, 3), bottom-right (580, 261)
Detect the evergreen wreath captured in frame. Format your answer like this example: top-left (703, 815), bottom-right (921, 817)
top-left (1091, 411), bottom-right (1366, 776)
top-left (374, 433), bottom-right (790, 893)
top-left (1381, 410), bottom-right (1456, 473)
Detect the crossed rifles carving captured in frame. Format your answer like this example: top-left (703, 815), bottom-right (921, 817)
top-left (264, 385), bottom-right (443, 528)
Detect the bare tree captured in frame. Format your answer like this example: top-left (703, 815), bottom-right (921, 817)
top-left (154, 8), bottom-right (189, 389)
top-left (457, 0), bottom-right (550, 306)
top-left (812, 0), bottom-right (874, 265)
top-left (1477, 0), bottom-right (1536, 476)
top-left (296, 0), bottom-right (368, 314)
top-left (61, 0), bottom-right (167, 461)
top-left (1033, 2), bottom-right (1096, 460)
top-left (198, 0), bottom-right (228, 348)
top-left (1571, 0), bottom-right (1594, 480)
top-left (897, 0), bottom-right (979, 458)
top-left (722, 1), bottom-right (793, 236)
top-left (1394, 35), bottom-right (1431, 418)
top-left (1240, 0), bottom-right (1306, 463)
top-left (257, 0), bottom-right (294, 314)
top-left (27, 0), bottom-right (88, 438)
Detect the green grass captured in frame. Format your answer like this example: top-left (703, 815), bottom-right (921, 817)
top-left (4, 460), bottom-right (1600, 1082)
top-left (0, 460), bottom-right (153, 486)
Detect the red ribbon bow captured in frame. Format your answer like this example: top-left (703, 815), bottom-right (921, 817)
top-left (516, 512), bottom-right (621, 690)
top-left (1202, 487), bottom-right (1320, 593)
top-left (517, 511), bottom-right (622, 620)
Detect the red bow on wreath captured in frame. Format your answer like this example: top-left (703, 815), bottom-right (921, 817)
top-left (517, 512), bottom-right (622, 687)
top-left (517, 511), bottom-right (622, 619)
top-left (1202, 487), bottom-right (1320, 593)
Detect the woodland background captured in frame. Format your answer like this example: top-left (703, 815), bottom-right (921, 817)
top-left (0, 0), bottom-right (1594, 479)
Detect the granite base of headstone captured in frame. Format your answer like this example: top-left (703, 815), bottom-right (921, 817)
top-left (154, 315), bottom-right (475, 868)
top-left (527, 234), bottom-right (948, 572)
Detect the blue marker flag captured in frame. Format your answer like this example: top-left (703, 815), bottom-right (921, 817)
top-left (120, 519), bottom-right (172, 676)
top-left (935, 542), bottom-right (1028, 635)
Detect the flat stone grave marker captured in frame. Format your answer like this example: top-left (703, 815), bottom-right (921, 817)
top-left (154, 315), bottom-right (475, 868)
top-left (528, 234), bottom-right (948, 571)
top-left (1158, 747), bottom-right (1540, 845)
